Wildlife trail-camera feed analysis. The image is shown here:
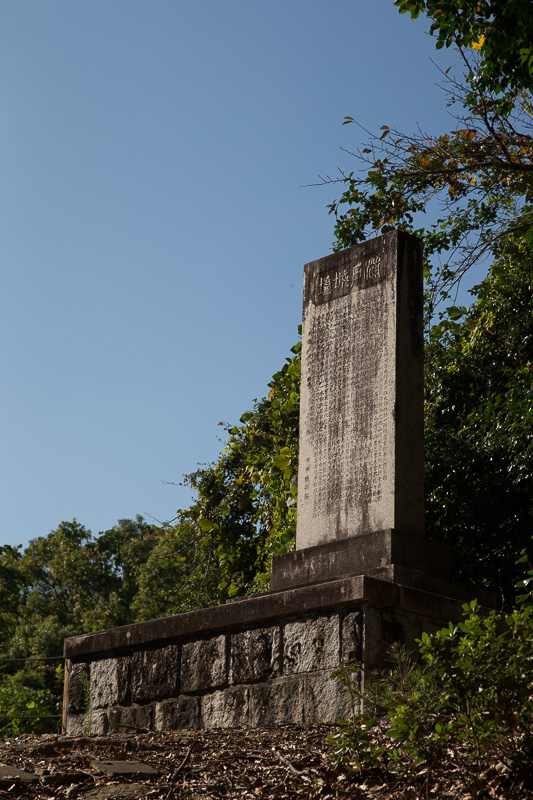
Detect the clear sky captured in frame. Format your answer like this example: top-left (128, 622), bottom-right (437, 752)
top-left (1, 0), bottom-right (455, 550)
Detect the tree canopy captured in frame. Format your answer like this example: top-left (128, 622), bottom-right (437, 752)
top-left (322, 1), bottom-right (533, 320)
top-left (395, 0), bottom-right (533, 96)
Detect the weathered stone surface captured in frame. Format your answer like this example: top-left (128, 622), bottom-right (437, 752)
top-left (40, 771), bottom-right (90, 786)
top-left (250, 676), bottom-right (305, 726)
top-left (296, 231), bottom-right (424, 549)
top-left (364, 605), bottom-right (421, 669)
top-left (181, 635), bottom-right (226, 693)
top-left (83, 785), bottom-right (150, 800)
top-left (107, 704), bottom-right (152, 733)
top-left (65, 709), bottom-right (109, 736)
top-left (64, 713), bottom-right (85, 737)
top-left (91, 760), bottom-right (160, 776)
top-left (90, 657), bottom-right (129, 708)
top-left (284, 614), bottom-right (340, 674)
top-left (0, 764), bottom-right (38, 784)
top-left (154, 696), bottom-right (200, 731)
top-left (229, 626), bottom-right (280, 684)
top-left (84, 708), bottom-right (109, 736)
top-left (130, 644), bottom-right (179, 704)
top-left (305, 670), bottom-right (349, 722)
top-left (341, 610), bottom-right (363, 664)
top-left (66, 662), bottom-right (89, 714)
top-left (202, 686), bottom-right (249, 728)
top-left (271, 530), bottom-right (452, 591)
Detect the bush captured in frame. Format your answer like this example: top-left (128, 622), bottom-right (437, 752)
top-left (0, 670), bottom-right (62, 737)
top-left (329, 572), bottom-right (533, 784)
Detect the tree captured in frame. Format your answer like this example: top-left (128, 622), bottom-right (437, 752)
top-left (395, 0), bottom-right (533, 97)
top-left (321, 21), bottom-right (533, 320)
top-left (0, 516), bottom-right (159, 725)
top-left (425, 234), bottom-right (533, 606)
top-left (164, 336), bottom-right (301, 603)
top-left (313, 1), bottom-right (533, 602)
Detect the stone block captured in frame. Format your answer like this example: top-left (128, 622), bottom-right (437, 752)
top-left (154, 696), bottom-right (200, 731)
top-left (284, 614), bottom-right (340, 674)
top-left (91, 760), bottom-right (160, 776)
top-left (305, 670), bottom-right (352, 722)
top-left (90, 656), bottom-right (129, 708)
top-left (107, 704), bottom-right (153, 733)
top-left (0, 764), bottom-right (38, 784)
top-left (65, 713), bottom-right (85, 737)
top-left (341, 610), bottom-right (363, 664)
top-left (271, 531), bottom-right (452, 591)
top-left (250, 676), bottom-right (305, 726)
top-left (229, 626), bottom-right (280, 684)
top-left (202, 685), bottom-right (249, 728)
top-left (181, 635), bottom-right (226, 693)
top-left (66, 662), bottom-right (89, 714)
top-left (364, 606), bottom-right (420, 668)
top-left (130, 644), bottom-right (179, 704)
top-left (296, 231), bottom-right (424, 549)
top-left (82, 708), bottom-right (109, 736)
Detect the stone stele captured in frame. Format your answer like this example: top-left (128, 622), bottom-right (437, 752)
top-left (296, 230), bottom-right (424, 549)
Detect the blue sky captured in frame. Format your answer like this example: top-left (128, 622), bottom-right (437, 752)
top-left (1, 1), bottom-right (456, 549)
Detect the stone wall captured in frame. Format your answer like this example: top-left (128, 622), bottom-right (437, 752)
top-left (64, 564), bottom-right (491, 735)
top-left (65, 609), bottom-right (363, 735)
top-left (65, 595), bottom-right (437, 735)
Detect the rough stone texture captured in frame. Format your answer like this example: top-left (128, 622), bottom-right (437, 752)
top-left (271, 530), bottom-right (452, 591)
top-left (296, 230), bottom-right (424, 549)
top-left (0, 764), bottom-right (38, 783)
top-left (64, 713), bottom-right (86, 737)
top-left (202, 686), bottom-right (250, 728)
top-left (364, 605), bottom-right (421, 669)
top-left (305, 670), bottom-right (349, 722)
top-left (341, 610), bottom-right (364, 664)
top-left (284, 614), bottom-right (340, 674)
top-left (250, 676), bottom-right (305, 727)
top-left (181, 635), bottom-right (226, 694)
top-left (84, 786), bottom-right (151, 800)
top-left (130, 644), bottom-right (179, 704)
top-left (82, 708), bottom-right (109, 736)
top-left (66, 661), bottom-right (89, 714)
top-left (229, 626), bottom-right (280, 684)
top-left (91, 760), bottom-right (160, 776)
top-left (154, 696), bottom-right (200, 731)
top-left (91, 657), bottom-right (130, 709)
top-left (108, 704), bottom-right (153, 733)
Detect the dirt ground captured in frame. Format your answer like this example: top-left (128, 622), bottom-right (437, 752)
top-left (0, 726), bottom-right (531, 800)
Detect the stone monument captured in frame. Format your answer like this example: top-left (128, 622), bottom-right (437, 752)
top-left (297, 230), bottom-right (424, 548)
top-left (62, 231), bottom-right (494, 735)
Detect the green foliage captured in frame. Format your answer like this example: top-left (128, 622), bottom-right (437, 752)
top-left (330, 595), bottom-right (533, 783)
top-left (327, 6), bottom-right (533, 318)
top-left (0, 516), bottom-right (159, 730)
top-left (394, 0), bottom-right (533, 98)
top-left (425, 235), bottom-right (533, 605)
top-left (173, 334), bottom-right (301, 599)
top-left (328, 663), bottom-right (386, 774)
top-left (0, 670), bottom-right (62, 736)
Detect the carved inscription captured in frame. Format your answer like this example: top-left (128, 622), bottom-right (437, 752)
top-left (313, 252), bottom-right (386, 305)
top-left (296, 231), bottom-right (425, 549)
top-left (304, 288), bottom-right (393, 520)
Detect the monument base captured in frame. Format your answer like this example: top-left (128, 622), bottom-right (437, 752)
top-left (271, 530), bottom-right (495, 606)
top-left (62, 541), bottom-right (495, 734)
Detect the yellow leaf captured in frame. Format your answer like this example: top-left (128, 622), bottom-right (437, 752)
top-left (472, 34), bottom-right (485, 50)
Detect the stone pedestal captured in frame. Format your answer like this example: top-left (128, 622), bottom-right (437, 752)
top-left (63, 570), bottom-right (492, 735)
